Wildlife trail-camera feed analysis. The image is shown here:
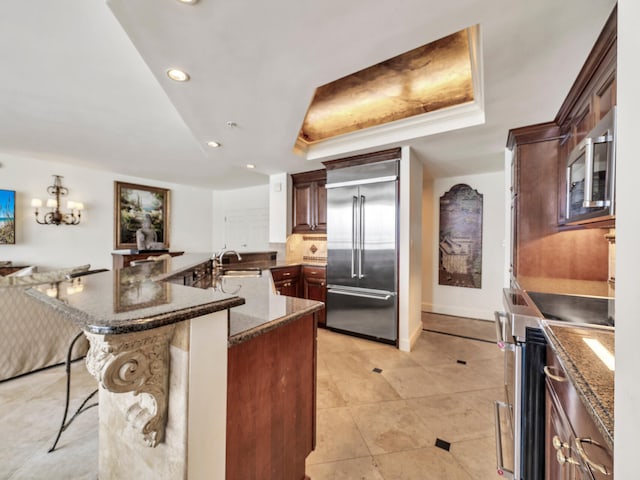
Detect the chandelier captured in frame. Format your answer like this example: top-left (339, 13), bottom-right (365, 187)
top-left (31, 175), bottom-right (84, 225)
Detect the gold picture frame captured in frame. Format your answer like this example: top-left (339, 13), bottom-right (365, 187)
top-left (114, 181), bottom-right (170, 250)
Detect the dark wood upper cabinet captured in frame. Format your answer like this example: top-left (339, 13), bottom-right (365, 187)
top-left (291, 169), bottom-right (327, 233)
top-left (507, 6), bottom-right (615, 288)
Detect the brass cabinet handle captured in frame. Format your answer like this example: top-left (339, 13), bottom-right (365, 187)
top-left (556, 449), bottom-right (579, 467)
top-left (544, 366), bottom-right (566, 383)
top-left (553, 435), bottom-right (569, 451)
top-left (575, 437), bottom-right (611, 475)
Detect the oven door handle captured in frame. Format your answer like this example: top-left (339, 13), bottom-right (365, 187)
top-left (494, 401), bottom-right (515, 480)
top-left (494, 311), bottom-right (513, 351)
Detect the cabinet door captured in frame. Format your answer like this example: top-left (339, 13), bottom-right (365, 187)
top-left (303, 266), bottom-right (326, 326)
top-left (314, 182), bottom-right (327, 232)
top-left (293, 183), bottom-right (313, 232)
top-left (276, 279), bottom-right (299, 297)
top-left (545, 387), bottom-right (573, 480)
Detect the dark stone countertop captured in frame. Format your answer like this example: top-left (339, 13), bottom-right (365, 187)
top-left (213, 273), bottom-right (322, 346)
top-left (541, 321), bottom-right (614, 451)
top-left (27, 253), bottom-right (324, 345)
top-left (27, 256), bottom-right (244, 335)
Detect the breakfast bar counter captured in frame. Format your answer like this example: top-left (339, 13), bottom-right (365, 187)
top-left (27, 253), bottom-right (323, 480)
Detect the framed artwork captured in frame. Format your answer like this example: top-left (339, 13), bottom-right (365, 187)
top-left (438, 183), bottom-right (483, 289)
top-left (114, 181), bottom-right (170, 250)
top-left (0, 190), bottom-right (16, 245)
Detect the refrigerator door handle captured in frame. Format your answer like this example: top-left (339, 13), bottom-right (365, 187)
top-left (327, 287), bottom-right (392, 301)
top-left (351, 195), bottom-right (358, 278)
top-left (359, 195), bottom-right (365, 279)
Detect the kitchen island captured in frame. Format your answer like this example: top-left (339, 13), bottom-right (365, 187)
top-left (28, 253), bottom-right (323, 480)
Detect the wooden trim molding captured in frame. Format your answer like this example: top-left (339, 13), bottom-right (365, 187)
top-left (322, 148), bottom-right (401, 170)
top-left (506, 122), bottom-right (562, 149)
top-left (290, 169), bottom-right (326, 184)
top-left (555, 5), bottom-right (617, 125)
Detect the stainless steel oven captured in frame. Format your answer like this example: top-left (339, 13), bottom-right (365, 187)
top-left (494, 289), bottom-right (546, 480)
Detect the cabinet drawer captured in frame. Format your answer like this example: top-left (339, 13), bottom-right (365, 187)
top-left (302, 265), bottom-right (326, 280)
top-left (271, 266), bottom-right (301, 282)
top-left (545, 349), bottom-right (613, 478)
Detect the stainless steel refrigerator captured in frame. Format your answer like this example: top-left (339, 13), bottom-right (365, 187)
top-left (325, 159), bottom-right (399, 343)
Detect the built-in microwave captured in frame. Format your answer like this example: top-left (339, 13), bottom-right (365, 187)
top-left (566, 107), bottom-right (616, 224)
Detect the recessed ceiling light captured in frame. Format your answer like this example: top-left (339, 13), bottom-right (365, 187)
top-left (207, 141), bottom-right (221, 148)
top-left (246, 164), bottom-right (256, 169)
top-left (177, 0), bottom-right (199, 4)
top-left (166, 68), bottom-right (190, 82)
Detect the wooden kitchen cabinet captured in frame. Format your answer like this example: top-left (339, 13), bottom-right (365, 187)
top-left (556, 10), bottom-right (616, 228)
top-left (302, 265), bottom-right (326, 327)
top-left (545, 348), bottom-right (613, 480)
top-left (291, 169), bottom-right (326, 233)
top-left (507, 7), bottom-right (615, 288)
top-left (227, 313), bottom-right (317, 479)
top-left (271, 265), bottom-right (301, 297)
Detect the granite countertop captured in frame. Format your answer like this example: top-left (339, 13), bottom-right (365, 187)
top-left (541, 321), bottom-right (614, 450)
top-left (27, 252), bottom-right (324, 345)
top-left (215, 274), bottom-right (323, 346)
top-left (28, 256), bottom-right (244, 335)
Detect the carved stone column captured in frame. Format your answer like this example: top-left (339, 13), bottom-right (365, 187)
top-left (85, 324), bottom-right (176, 447)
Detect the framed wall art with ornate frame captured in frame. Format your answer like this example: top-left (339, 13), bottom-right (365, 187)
top-left (114, 181), bottom-right (170, 250)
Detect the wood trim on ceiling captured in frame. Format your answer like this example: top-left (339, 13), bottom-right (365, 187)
top-left (322, 148), bottom-right (401, 170)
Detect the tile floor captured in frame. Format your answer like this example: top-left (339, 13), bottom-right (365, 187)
top-left (0, 314), bottom-right (504, 479)
top-left (307, 315), bottom-right (504, 480)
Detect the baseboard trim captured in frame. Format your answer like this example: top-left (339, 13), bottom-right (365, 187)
top-left (398, 322), bottom-right (423, 352)
top-left (425, 304), bottom-right (494, 321)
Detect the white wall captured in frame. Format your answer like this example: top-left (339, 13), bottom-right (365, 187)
top-left (424, 170), bottom-right (505, 320)
top-left (268, 173), bottom-right (291, 244)
top-left (211, 184), bottom-right (269, 252)
top-left (398, 146), bottom-right (423, 352)
top-left (614, 1), bottom-right (640, 476)
top-left (0, 153), bottom-right (213, 270)
top-left (421, 175), bottom-right (435, 309)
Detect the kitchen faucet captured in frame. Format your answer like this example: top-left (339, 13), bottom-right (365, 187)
top-left (214, 247), bottom-right (242, 269)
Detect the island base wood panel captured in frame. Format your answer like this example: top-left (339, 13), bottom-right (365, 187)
top-left (226, 314), bottom-right (317, 480)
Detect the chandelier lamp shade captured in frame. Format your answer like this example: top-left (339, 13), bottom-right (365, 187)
top-left (31, 175), bottom-right (83, 225)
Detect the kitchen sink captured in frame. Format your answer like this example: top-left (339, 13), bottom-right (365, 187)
top-left (219, 267), bottom-right (262, 278)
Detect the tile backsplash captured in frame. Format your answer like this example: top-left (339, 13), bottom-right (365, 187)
top-left (286, 234), bottom-right (327, 263)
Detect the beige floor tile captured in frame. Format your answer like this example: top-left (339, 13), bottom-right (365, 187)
top-left (375, 446), bottom-right (473, 480)
top-left (421, 362), bottom-right (501, 395)
top-left (306, 407), bottom-right (370, 464)
top-left (382, 366), bottom-right (451, 398)
top-left (324, 351), bottom-right (378, 380)
top-left (405, 390), bottom-right (495, 443)
top-left (0, 363), bottom-right (98, 479)
top-left (352, 347), bottom-right (421, 372)
top-left (316, 353), bottom-right (330, 376)
top-left (439, 336), bottom-right (503, 363)
top-left (317, 329), bottom-right (364, 354)
top-left (350, 400), bottom-right (436, 455)
top-left (305, 456), bottom-right (384, 480)
top-left (316, 375), bottom-right (346, 409)
top-left (333, 374), bottom-right (400, 406)
top-left (468, 357), bottom-right (504, 388)
top-left (451, 435), bottom-right (502, 480)
top-left (423, 312), bottom-right (496, 342)
top-left (407, 334), bottom-right (458, 367)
